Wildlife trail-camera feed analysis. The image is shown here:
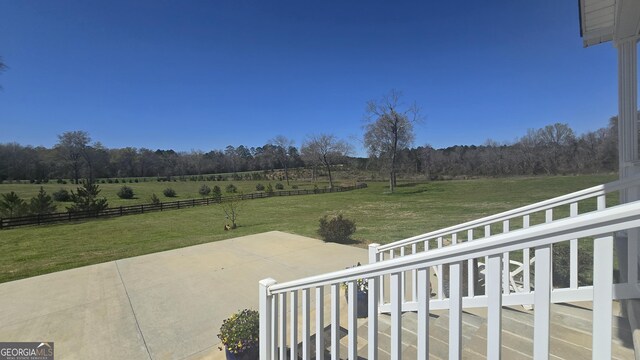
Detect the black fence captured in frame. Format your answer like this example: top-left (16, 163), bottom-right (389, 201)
top-left (0, 183), bottom-right (367, 230)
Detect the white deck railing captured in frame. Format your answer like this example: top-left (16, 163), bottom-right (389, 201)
top-left (260, 199), bottom-right (640, 359)
top-left (371, 174), bottom-right (640, 313)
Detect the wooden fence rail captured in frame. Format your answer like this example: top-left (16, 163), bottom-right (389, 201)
top-left (0, 184), bottom-right (367, 230)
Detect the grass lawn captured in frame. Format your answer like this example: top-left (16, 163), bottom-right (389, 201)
top-left (0, 174), bottom-right (616, 284)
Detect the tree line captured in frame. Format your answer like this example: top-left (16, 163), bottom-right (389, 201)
top-left (0, 89), bottom-right (619, 187)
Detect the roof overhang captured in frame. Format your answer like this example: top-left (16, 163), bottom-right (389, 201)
top-left (579, 0), bottom-right (640, 47)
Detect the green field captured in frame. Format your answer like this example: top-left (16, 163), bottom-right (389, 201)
top-left (0, 174), bottom-right (617, 284)
top-left (0, 179), bottom-right (342, 208)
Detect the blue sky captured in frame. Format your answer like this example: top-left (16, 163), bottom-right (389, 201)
top-left (0, 1), bottom-right (621, 155)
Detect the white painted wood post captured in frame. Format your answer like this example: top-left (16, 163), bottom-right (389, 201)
top-left (259, 278), bottom-right (277, 360)
top-left (486, 254), bottom-right (502, 359)
top-left (331, 284), bottom-right (340, 360)
top-left (449, 262), bottom-right (462, 360)
top-left (368, 274), bottom-right (379, 360)
top-left (417, 267), bottom-right (430, 359)
top-left (412, 243), bottom-right (418, 302)
top-left (569, 202), bottom-right (579, 289)
top-left (400, 246), bottom-right (406, 304)
top-left (592, 235), bottom-right (613, 359)
top-left (279, 293), bottom-right (287, 360)
top-left (316, 286), bottom-right (325, 360)
top-left (437, 237), bottom-right (444, 300)
top-left (534, 245), bottom-right (551, 360)
top-left (503, 220), bottom-right (510, 294)
top-left (271, 294), bottom-right (278, 360)
top-left (523, 215), bottom-right (531, 292)
top-left (347, 281), bottom-right (358, 360)
top-left (390, 272), bottom-right (402, 359)
top-left (302, 288), bottom-right (311, 360)
top-left (467, 229), bottom-right (475, 297)
top-left (291, 291), bottom-right (298, 360)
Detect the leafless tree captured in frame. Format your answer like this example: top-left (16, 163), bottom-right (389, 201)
top-left (55, 131), bottom-right (92, 184)
top-left (301, 134), bottom-right (352, 188)
top-left (364, 89), bottom-right (421, 192)
top-left (270, 135), bottom-right (295, 185)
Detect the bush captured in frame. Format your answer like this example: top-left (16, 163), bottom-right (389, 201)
top-left (212, 185), bottom-right (222, 200)
top-left (553, 242), bottom-right (593, 287)
top-left (275, 182), bottom-right (284, 190)
top-left (117, 186), bottom-right (135, 199)
top-left (225, 184), bottom-right (237, 193)
top-left (318, 214), bottom-right (356, 244)
top-left (266, 183), bottom-right (274, 194)
top-left (150, 193), bottom-right (161, 205)
top-left (53, 189), bottom-right (71, 202)
top-left (199, 184), bottom-right (211, 197)
top-left (292, 184), bottom-right (298, 189)
top-left (163, 188), bottom-right (176, 197)
top-left (255, 183), bottom-right (265, 191)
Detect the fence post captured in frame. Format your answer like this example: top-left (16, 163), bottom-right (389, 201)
top-left (141, 204), bottom-right (144, 213)
top-left (160, 203), bottom-right (163, 211)
top-left (259, 278), bottom-right (277, 360)
top-left (120, 206), bottom-right (123, 216)
top-left (0, 218), bottom-right (3, 230)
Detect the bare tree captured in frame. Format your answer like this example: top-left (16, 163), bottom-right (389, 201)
top-left (301, 134), bottom-right (352, 188)
top-left (55, 131), bottom-right (92, 184)
top-left (364, 89), bottom-right (420, 192)
top-left (270, 135), bottom-right (295, 185)
top-left (220, 195), bottom-right (244, 229)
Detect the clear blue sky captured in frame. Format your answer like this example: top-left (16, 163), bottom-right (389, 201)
top-left (0, 0), bottom-right (622, 155)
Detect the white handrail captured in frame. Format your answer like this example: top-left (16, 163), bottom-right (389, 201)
top-left (268, 200), bottom-right (640, 294)
top-left (376, 173), bottom-right (640, 252)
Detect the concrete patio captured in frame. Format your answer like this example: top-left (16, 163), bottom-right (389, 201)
top-left (0, 231), bottom-right (367, 360)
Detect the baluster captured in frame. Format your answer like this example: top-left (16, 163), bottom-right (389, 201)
top-left (271, 294), bottom-right (278, 360)
top-left (449, 262), bottom-right (462, 359)
top-left (570, 203), bottom-right (579, 289)
top-left (592, 235), bottom-right (613, 359)
top-left (629, 228), bottom-right (639, 285)
top-left (503, 220), bottom-right (510, 294)
top-left (400, 246), bottom-right (406, 304)
top-left (331, 284), bottom-right (340, 360)
top-left (302, 289), bottom-right (311, 360)
top-left (279, 293), bottom-right (287, 360)
top-left (484, 225), bottom-right (491, 284)
top-left (523, 215), bottom-right (531, 292)
top-left (412, 243), bottom-right (418, 302)
top-left (487, 254), bottom-right (502, 359)
top-left (316, 287), bottom-right (325, 360)
top-left (290, 291), bottom-right (298, 360)
top-left (347, 281), bottom-right (358, 360)
top-left (417, 267), bottom-right (430, 359)
top-left (546, 209), bottom-right (553, 283)
top-left (368, 274), bottom-right (379, 360)
top-left (467, 229), bottom-right (475, 297)
top-left (390, 272), bottom-right (402, 360)
top-left (534, 245), bottom-right (551, 360)
top-left (437, 237), bottom-right (444, 299)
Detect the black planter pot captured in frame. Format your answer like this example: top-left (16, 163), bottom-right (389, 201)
top-left (225, 346), bottom-right (258, 360)
top-left (344, 290), bottom-right (369, 318)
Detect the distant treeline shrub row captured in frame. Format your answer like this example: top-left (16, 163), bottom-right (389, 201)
top-left (0, 118), bottom-right (621, 183)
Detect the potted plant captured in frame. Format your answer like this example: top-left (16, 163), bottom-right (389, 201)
top-left (217, 309), bottom-right (259, 360)
top-left (342, 263), bottom-right (369, 318)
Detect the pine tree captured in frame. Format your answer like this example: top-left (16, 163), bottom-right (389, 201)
top-left (0, 191), bottom-right (28, 218)
top-left (67, 182), bottom-right (108, 213)
top-left (29, 187), bottom-right (57, 215)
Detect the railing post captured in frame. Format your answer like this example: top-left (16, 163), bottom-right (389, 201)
top-left (486, 254), bottom-right (502, 359)
top-left (534, 245), bottom-right (551, 360)
top-left (347, 281), bottom-right (358, 360)
top-left (259, 278), bottom-right (277, 360)
top-left (417, 267), bottom-right (430, 359)
top-left (592, 235), bottom-right (613, 359)
top-left (390, 272), bottom-right (402, 360)
top-left (449, 261), bottom-right (462, 360)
